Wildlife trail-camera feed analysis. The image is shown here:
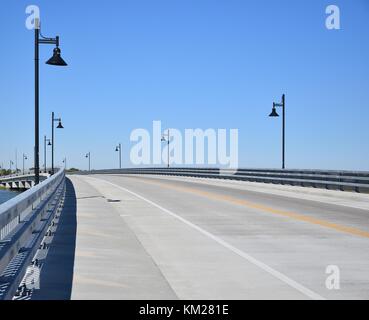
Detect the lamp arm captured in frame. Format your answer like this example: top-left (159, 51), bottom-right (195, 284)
top-left (39, 25), bottom-right (59, 46)
top-left (39, 34), bottom-right (58, 45)
top-left (274, 102), bottom-right (283, 108)
top-left (39, 38), bottom-right (58, 45)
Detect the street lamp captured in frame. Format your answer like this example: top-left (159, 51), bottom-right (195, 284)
top-left (44, 135), bottom-right (52, 173)
top-left (85, 152), bottom-right (91, 172)
top-left (10, 160), bottom-right (14, 174)
top-left (23, 154), bottom-right (28, 175)
top-left (115, 144), bottom-right (122, 169)
top-left (269, 94), bottom-right (286, 169)
top-left (15, 149), bottom-right (18, 174)
top-left (62, 157), bottom-right (67, 170)
top-left (51, 112), bottom-right (64, 175)
top-left (161, 130), bottom-right (170, 168)
top-left (33, 18), bottom-right (67, 185)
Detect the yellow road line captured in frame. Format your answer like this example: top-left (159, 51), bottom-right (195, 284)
top-left (135, 177), bottom-right (369, 239)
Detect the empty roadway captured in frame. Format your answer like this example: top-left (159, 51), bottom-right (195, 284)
top-left (34, 174), bottom-right (369, 300)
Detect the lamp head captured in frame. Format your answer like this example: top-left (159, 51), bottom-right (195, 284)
top-left (48, 141), bottom-right (52, 146)
top-left (57, 120), bottom-right (64, 129)
top-left (46, 47), bottom-right (68, 66)
top-left (269, 105), bottom-right (279, 117)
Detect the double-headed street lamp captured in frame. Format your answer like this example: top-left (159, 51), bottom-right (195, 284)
top-left (51, 112), bottom-right (64, 175)
top-left (161, 130), bottom-right (170, 168)
top-left (269, 94), bottom-right (286, 169)
top-left (85, 152), bottom-right (91, 172)
top-left (22, 154), bottom-right (28, 175)
top-left (34, 18), bottom-right (67, 185)
top-left (115, 144), bottom-right (122, 169)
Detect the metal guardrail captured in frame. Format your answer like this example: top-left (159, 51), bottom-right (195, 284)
top-left (0, 169), bottom-right (66, 300)
top-left (0, 174), bottom-right (48, 182)
top-left (0, 174), bottom-right (50, 191)
top-left (73, 167), bottom-right (369, 193)
top-left (0, 174), bottom-right (48, 189)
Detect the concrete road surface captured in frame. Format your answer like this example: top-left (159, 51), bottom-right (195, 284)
top-left (35, 174), bottom-right (369, 300)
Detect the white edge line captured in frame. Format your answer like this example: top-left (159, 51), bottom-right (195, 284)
top-left (88, 176), bottom-right (325, 300)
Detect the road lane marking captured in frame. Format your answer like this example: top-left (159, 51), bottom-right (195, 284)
top-left (129, 177), bottom-right (369, 239)
top-left (88, 176), bottom-right (325, 300)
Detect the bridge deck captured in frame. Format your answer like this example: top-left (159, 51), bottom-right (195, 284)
top-left (31, 174), bottom-right (369, 300)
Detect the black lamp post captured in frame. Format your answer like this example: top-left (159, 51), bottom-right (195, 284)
top-left (44, 135), bottom-right (52, 173)
top-left (22, 154), bottom-right (28, 175)
top-left (15, 150), bottom-right (18, 174)
top-left (115, 144), bottom-right (122, 169)
top-left (161, 130), bottom-right (170, 168)
top-left (51, 112), bottom-right (64, 175)
top-left (34, 18), bottom-right (67, 185)
top-left (86, 152), bottom-right (91, 172)
top-left (269, 94), bottom-right (286, 169)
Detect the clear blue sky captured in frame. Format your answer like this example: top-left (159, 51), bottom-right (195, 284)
top-left (1, 0), bottom-right (369, 171)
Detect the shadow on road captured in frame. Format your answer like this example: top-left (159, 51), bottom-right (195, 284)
top-left (32, 178), bottom-right (77, 300)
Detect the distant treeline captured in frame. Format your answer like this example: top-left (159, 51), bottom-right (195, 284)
top-left (0, 169), bottom-right (12, 176)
